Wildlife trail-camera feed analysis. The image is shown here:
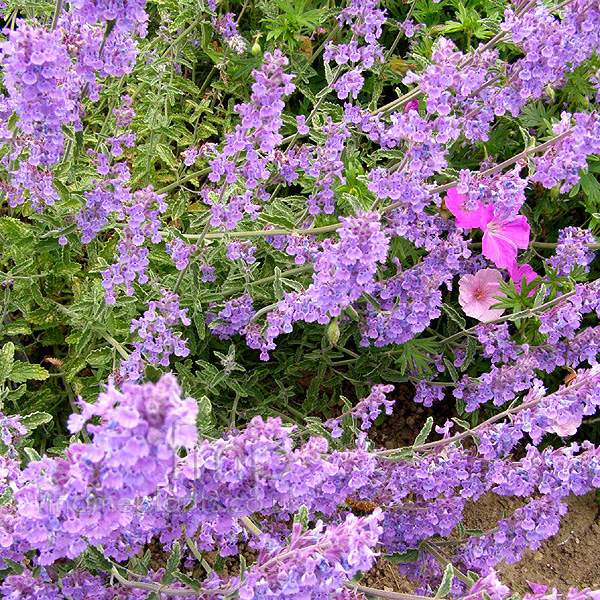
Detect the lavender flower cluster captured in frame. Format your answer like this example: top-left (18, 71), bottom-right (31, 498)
top-left (1, 371), bottom-right (600, 597)
top-left (2, 0), bottom-right (600, 597)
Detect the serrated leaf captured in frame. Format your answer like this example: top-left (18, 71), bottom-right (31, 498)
top-left (21, 411), bottom-right (53, 431)
top-left (324, 60), bottom-right (334, 85)
top-left (452, 417), bottom-right (470, 430)
top-left (65, 357), bottom-right (87, 382)
top-left (441, 303), bottom-right (466, 330)
top-left (84, 546), bottom-right (113, 572)
top-left (9, 362), bottom-right (50, 383)
top-left (7, 384), bottom-right (26, 403)
top-left (2, 558), bottom-right (25, 574)
top-left (461, 337), bottom-right (478, 372)
top-left (413, 416), bottom-right (433, 447)
top-left (519, 126), bottom-right (536, 152)
top-left (384, 446), bottom-right (414, 461)
top-left (443, 358), bottom-right (458, 383)
top-left (532, 284), bottom-right (548, 309)
top-left (197, 395), bottom-right (213, 431)
top-left (3, 321), bottom-right (32, 336)
top-left (0, 342), bottom-right (15, 384)
top-left (86, 348), bottom-right (113, 368)
top-left (273, 267), bottom-right (283, 300)
top-left (435, 563), bottom-right (454, 597)
top-left (162, 541), bottom-right (181, 584)
top-left (0, 217), bottom-right (31, 241)
top-left (260, 213), bottom-right (295, 230)
top-left (157, 143), bottom-right (177, 168)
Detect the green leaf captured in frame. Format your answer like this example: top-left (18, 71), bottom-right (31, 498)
top-left (385, 549), bottom-right (419, 564)
top-left (213, 554), bottom-right (226, 572)
top-left (162, 541), bottom-right (181, 584)
top-left (532, 284), bottom-right (548, 309)
top-left (273, 267), bottom-right (284, 300)
top-left (460, 337), bottom-right (478, 371)
top-left (441, 303), bottom-right (466, 330)
top-left (86, 348), bottom-right (113, 368)
top-left (443, 358), bottom-right (458, 383)
top-left (413, 416), bottom-right (433, 447)
top-left (21, 412), bottom-right (53, 432)
top-left (452, 417), bottom-right (470, 430)
top-left (362, 292), bottom-right (381, 312)
top-left (384, 446), bottom-right (414, 462)
top-left (324, 60), bottom-right (334, 85)
top-left (435, 563), bottom-right (454, 598)
top-left (2, 558), bottom-right (25, 575)
top-left (396, 337), bottom-right (439, 376)
top-left (0, 342), bottom-right (15, 385)
top-left (157, 143), bottom-right (177, 168)
top-left (83, 546), bottom-right (113, 572)
top-left (23, 447), bottom-right (42, 462)
top-left (197, 395), bottom-right (213, 430)
top-left (294, 505), bottom-right (310, 529)
top-left (174, 571), bottom-right (204, 591)
top-left (9, 363), bottom-right (50, 384)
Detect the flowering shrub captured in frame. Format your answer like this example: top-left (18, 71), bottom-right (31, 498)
top-left (0, 0), bottom-right (600, 597)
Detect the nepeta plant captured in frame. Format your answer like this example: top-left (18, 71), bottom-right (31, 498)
top-left (0, 0), bottom-right (600, 597)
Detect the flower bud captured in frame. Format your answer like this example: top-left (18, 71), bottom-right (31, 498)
top-left (327, 320), bottom-right (340, 345)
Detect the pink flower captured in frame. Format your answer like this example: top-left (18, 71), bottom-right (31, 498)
top-left (481, 206), bottom-right (530, 269)
top-left (444, 187), bottom-right (487, 229)
top-left (508, 260), bottom-right (539, 295)
top-left (445, 187), bottom-right (531, 269)
top-left (458, 268), bottom-right (506, 322)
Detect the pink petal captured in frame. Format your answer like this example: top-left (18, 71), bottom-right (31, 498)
top-left (482, 230), bottom-right (518, 269)
top-left (444, 188), bottom-right (488, 229)
top-left (475, 267), bottom-right (506, 287)
top-left (527, 583), bottom-right (548, 595)
top-left (508, 260), bottom-right (539, 296)
top-left (496, 215), bottom-right (530, 249)
top-left (461, 298), bottom-right (505, 322)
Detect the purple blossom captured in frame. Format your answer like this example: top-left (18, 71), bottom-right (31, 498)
top-left (324, 384), bottom-right (395, 437)
top-left (226, 240), bottom-right (258, 264)
top-left (212, 13), bottom-right (238, 40)
top-left (70, 0), bottom-right (149, 36)
top-left (120, 290), bottom-right (191, 380)
top-left (532, 112), bottom-right (600, 193)
top-left (547, 226), bottom-right (597, 276)
top-left (1, 374), bottom-right (197, 565)
top-left (101, 186), bottom-right (167, 304)
top-left (207, 294), bottom-right (255, 339)
top-left (166, 238), bottom-right (197, 270)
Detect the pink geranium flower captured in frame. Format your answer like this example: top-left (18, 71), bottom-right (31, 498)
top-left (480, 205), bottom-right (530, 269)
top-left (508, 260), bottom-right (539, 295)
top-left (444, 187), bottom-right (487, 229)
top-left (444, 188), bottom-right (531, 269)
top-left (458, 268), bottom-right (506, 322)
